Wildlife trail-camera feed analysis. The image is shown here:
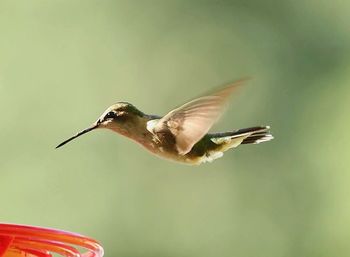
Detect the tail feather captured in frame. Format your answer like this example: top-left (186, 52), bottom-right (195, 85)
top-left (241, 133), bottom-right (273, 144)
top-left (239, 126), bottom-right (273, 144)
top-left (210, 126), bottom-right (273, 146)
top-left (201, 126), bottom-right (273, 163)
top-left (229, 126), bottom-right (268, 136)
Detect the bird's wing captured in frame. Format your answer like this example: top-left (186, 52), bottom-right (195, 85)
top-left (153, 79), bottom-right (247, 155)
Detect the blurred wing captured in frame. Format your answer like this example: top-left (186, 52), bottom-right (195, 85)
top-left (154, 79), bottom-right (247, 155)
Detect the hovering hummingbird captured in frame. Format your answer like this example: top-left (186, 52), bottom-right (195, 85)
top-left (56, 79), bottom-right (273, 165)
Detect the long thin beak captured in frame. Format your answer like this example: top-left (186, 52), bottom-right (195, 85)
top-left (55, 123), bottom-right (99, 149)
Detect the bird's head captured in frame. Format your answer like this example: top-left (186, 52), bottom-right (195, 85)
top-left (97, 102), bottom-right (142, 126)
top-left (56, 102), bottom-right (144, 148)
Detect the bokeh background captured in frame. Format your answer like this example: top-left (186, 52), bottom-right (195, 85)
top-left (1, 1), bottom-right (349, 257)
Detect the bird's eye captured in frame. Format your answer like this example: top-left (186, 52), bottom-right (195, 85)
top-left (105, 111), bottom-right (116, 119)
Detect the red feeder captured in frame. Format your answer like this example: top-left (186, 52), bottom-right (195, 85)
top-left (0, 224), bottom-right (104, 257)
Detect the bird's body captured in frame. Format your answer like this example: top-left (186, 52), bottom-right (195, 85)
top-left (56, 79), bottom-right (273, 165)
top-left (102, 106), bottom-right (271, 164)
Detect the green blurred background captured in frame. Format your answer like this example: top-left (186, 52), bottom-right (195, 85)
top-left (1, 1), bottom-right (349, 257)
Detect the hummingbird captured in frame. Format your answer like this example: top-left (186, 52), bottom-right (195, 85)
top-left (56, 79), bottom-right (273, 165)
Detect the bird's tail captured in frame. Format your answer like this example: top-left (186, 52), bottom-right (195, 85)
top-left (210, 126), bottom-right (273, 150)
top-left (237, 126), bottom-right (274, 144)
top-left (201, 126), bottom-right (272, 163)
